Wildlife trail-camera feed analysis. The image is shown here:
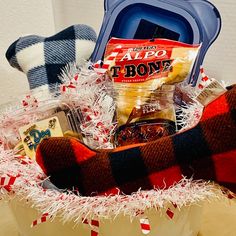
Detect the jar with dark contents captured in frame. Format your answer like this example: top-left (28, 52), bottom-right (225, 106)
top-left (114, 84), bottom-right (176, 147)
top-left (115, 119), bottom-right (176, 146)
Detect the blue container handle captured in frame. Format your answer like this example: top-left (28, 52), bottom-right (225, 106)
top-left (93, 0), bottom-right (221, 85)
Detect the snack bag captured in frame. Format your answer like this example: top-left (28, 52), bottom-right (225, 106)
top-left (104, 38), bottom-right (201, 146)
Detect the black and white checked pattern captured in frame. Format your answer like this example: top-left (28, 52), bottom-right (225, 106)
top-left (6, 24), bottom-right (97, 89)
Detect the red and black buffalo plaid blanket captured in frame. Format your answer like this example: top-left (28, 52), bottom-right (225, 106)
top-left (36, 85), bottom-right (236, 196)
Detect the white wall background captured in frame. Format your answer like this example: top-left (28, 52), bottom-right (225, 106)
top-left (0, 0), bottom-right (235, 107)
top-left (0, 0), bottom-right (55, 105)
top-left (204, 0), bottom-right (236, 85)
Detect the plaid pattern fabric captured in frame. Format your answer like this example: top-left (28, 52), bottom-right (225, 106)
top-left (6, 25), bottom-right (97, 89)
top-left (36, 85), bottom-right (236, 195)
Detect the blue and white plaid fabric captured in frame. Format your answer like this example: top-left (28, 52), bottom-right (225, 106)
top-left (6, 25), bottom-right (97, 89)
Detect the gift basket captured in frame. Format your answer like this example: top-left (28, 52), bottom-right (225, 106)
top-left (1, 1), bottom-right (236, 236)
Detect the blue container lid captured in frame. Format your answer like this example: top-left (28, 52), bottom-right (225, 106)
top-left (91, 0), bottom-right (221, 85)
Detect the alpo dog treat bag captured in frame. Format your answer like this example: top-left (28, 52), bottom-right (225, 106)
top-left (104, 38), bottom-right (201, 146)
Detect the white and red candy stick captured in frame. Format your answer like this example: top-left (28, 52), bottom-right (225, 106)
top-left (166, 208), bottom-right (175, 219)
top-left (165, 202), bottom-right (177, 220)
top-left (61, 81), bottom-right (77, 93)
top-left (31, 213), bottom-right (51, 227)
top-left (140, 217), bottom-right (151, 235)
top-left (198, 66), bottom-right (211, 89)
top-left (15, 155), bottom-right (33, 165)
top-left (60, 72), bottom-right (79, 93)
top-left (93, 45), bottom-right (122, 74)
top-left (0, 175), bottom-right (18, 192)
top-left (136, 210), bottom-right (151, 235)
top-left (82, 218), bottom-right (100, 236)
top-left (22, 94), bottom-right (38, 109)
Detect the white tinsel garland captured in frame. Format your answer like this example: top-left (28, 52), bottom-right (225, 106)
top-left (0, 64), bottom-right (228, 231)
top-left (0, 147), bottom-right (218, 225)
